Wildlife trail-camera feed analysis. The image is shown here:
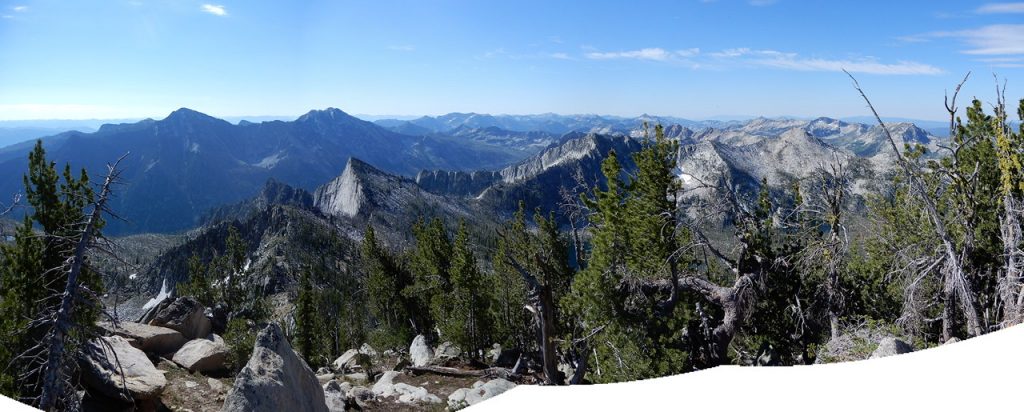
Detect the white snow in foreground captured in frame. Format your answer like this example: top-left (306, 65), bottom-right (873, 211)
top-left (142, 278), bottom-right (171, 311)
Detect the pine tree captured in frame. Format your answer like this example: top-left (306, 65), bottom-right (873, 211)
top-left (294, 269), bottom-right (321, 364)
top-left (363, 225), bottom-right (416, 350)
top-left (0, 141), bottom-right (102, 401)
top-left (405, 217), bottom-right (454, 338)
top-left (441, 219), bottom-right (492, 356)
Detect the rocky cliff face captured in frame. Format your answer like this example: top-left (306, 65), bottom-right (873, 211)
top-left (415, 170), bottom-right (501, 197)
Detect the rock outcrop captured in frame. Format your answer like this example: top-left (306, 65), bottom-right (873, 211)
top-left (99, 321), bottom-right (187, 355)
top-left (870, 337), bottom-right (914, 359)
top-left (81, 336), bottom-right (168, 401)
top-left (409, 335), bottom-right (434, 367)
top-left (147, 297), bottom-right (212, 340)
top-left (448, 378), bottom-right (517, 408)
top-left (172, 334), bottom-right (229, 373)
top-left (221, 324), bottom-right (328, 412)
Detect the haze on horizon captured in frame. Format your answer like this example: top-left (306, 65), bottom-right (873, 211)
top-left (1, 0), bottom-right (1023, 122)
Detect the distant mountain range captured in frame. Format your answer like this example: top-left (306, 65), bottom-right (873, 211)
top-left (0, 108), bottom-right (945, 235)
top-left (0, 108), bottom-right (526, 234)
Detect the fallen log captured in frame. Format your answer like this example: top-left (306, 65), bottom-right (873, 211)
top-left (405, 365), bottom-right (513, 379)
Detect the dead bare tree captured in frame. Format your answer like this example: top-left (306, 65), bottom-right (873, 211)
top-left (789, 156), bottom-right (855, 340)
top-left (991, 76), bottom-right (1024, 326)
top-left (845, 70), bottom-right (983, 340)
top-left (29, 154), bottom-right (127, 411)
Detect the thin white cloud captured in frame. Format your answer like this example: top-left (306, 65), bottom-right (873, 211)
top-left (388, 45), bottom-right (415, 52)
top-left (711, 48), bottom-right (942, 75)
top-left (200, 4), bottom-right (227, 16)
top-left (949, 24), bottom-right (1024, 55)
top-left (12, 5), bottom-right (27, 12)
top-left (903, 25), bottom-right (1024, 55)
top-left (585, 48), bottom-right (699, 61)
top-left (976, 3), bottom-right (1024, 13)
top-left (757, 56), bottom-right (943, 75)
top-left (549, 52), bottom-right (571, 60)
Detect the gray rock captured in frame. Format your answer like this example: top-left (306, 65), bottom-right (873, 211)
top-left (148, 296), bottom-right (212, 340)
top-left (343, 372), bottom-right (368, 384)
top-left (409, 335), bottom-right (434, 367)
top-left (393, 382), bottom-right (441, 404)
top-left (870, 337), bottom-right (914, 359)
top-left (221, 324), bottom-right (328, 412)
top-left (80, 336), bottom-right (167, 401)
top-left (349, 386), bottom-right (374, 402)
top-left (208, 378), bottom-right (227, 394)
top-left (323, 380), bottom-right (350, 412)
top-left (99, 321), bottom-right (187, 355)
top-left (359, 343), bottom-right (378, 358)
top-left (487, 343), bottom-right (502, 363)
top-left (332, 349), bottom-right (360, 372)
top-left (945, 337), bottom-right (961, 345)
top-left (371, 370), bottom-right (401, 397)
top-left (434, 341), bottom-right (461, 363)
top-left (316, 373), bottom-right (334, 386)
top-left (447, 378), bottom-right (516, 408)
top-left (172, 334), bottom-right (229, 373)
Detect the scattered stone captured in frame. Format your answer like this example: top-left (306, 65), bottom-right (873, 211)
top-left (323, 380), bottom-right (350, 412)
top-left (371, 371), bottom-right (401, 397)
top-left (945, 337), bottom-right (961, 345)
top-left (359, 343), bottom-right (378, 358)
top-left (185, 381), bottom-right (198, 389)
top-left (434, 341), bottom-right (461, 363)
top-left (447, 378), bottom-right (516, 408)
top-left (316, 373), bottom-right (334, 386)
top-left (487, 343), bottom-right (502, 363)
top-left (409, 335), bottom-right (434, 367)
top-left (332, 348), bottom-right (361, 372)
top-left (208, 378), bottom-right (227, 393)
top-left (343, 372), bottom-right (368, 384)
top-left (148, 296), bottom-right (212, 340)
top-left (393, 383), bottom-right (441, 404)
top-left (99, 321), bottom-right (187, 355)
top-left (870, 337), bottom-right (914, 359)
top-left (316, 367), bottom-right (332, 375)
top-left (221, 324), bottom-right (328, 412)
top-left (172, 335), bottom-right (229, 373)
top-left (349, 386), bottom-right (374, 402)
top-left (80, 336), bottom-right (168, 401)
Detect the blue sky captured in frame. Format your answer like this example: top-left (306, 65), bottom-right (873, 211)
top-left (0, 1), bottom-right (1022, 121)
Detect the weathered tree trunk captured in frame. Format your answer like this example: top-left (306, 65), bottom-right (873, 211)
top-left (847, 71), bottom-right (983, 338)
top-left (38, 156), bottom-right (122, 411)
top-left (505, 256), bottom-right (564, 385)
top-left (1000, 195), bottom-right (1023, 325)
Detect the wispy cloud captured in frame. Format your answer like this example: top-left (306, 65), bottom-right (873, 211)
top-left (388, 45), bottom-right (415, 52)
top-left (549, 52), bottom-right (571, 60)
top-left (710, 48), bottom-right (942, 75)
top-left (976, 3), bottom-right (1024, 14)
top-left (908, 24), bottom-right (1024, 55)
top-left (200, 4), bottom-right (227, 17)
top-left (756, 56), bottom-right (943, 75)
top-left (12, 5), bottom-right (27, 12)
top-left (585, 47), bottom-right (699, 61)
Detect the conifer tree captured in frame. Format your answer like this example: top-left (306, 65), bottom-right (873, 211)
top-left (363, 225), bottom-right (416, 349)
